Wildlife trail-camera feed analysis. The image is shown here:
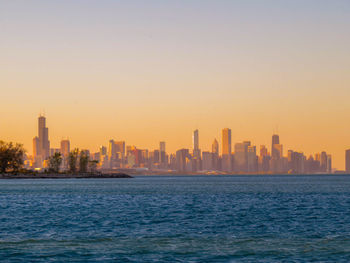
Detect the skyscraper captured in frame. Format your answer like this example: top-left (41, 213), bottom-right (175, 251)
top-left (327, 154), bottom-right (332, 173)
top-left (260, 145), bottom-right (268, 157)
top-left (60, 139), bottom-right (70, 170)
top-left (247, 145), bottom-right (257, 173)
top-left (160, 141), bottom-right (166, 153)
top-left (234, 142), bottom-right (247, 172)
top-left (211, 139), bottom-right (219, 171)
top-left (192, 129), bottom-right (201, 160)
top-left (108, 140), bottom-right (116, 161)
top-left (176, 149), bottom-right (190, 172)
top-left (115, 141), bottom-right (126, 157)
top-left (271, 134), bottom-right (283, 173)
top-left (346, 149), bottom-right (350, 173)
top-left (320, 151), bottom-right (328, 172)
top-left (100, 145), bottom-right (107, 156)
top-left (221, 128), bottom-right (232, 172)
top-left (159, 141), bottom-right (166, 166)
top-left (271, 134), bottom-right (281, 160)
top-left (60, 139), bottom-right (70, 157)
top-left (33, 137), bottom-right (39, 157)
top-left (222, 128), bottom-right (231, 156)
top-left (202, 151), bottom-right (213, 171)
top-left (192, 129), bottom-right (201, 171)
top-left (36, 115), bottom-right (50, 160)
top-left (212, 139), bottom-right (219, 156)
top-left (234, 141), bottom-right (251, 173)
top-left (193, 130), bottom-right (199, 151)
top-left (259, 145), bottom-right (270, 172)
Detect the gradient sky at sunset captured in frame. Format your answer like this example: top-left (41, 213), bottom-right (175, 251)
top-left (1, 0), bottom-right (350, 169)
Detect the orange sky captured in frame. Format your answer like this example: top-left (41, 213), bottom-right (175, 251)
top-left (1, 1), bottom-right (350, 169)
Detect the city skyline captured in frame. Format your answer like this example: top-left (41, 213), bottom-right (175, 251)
top-left (1, 1), bottom-right (350, 169)
top-left (23, 115), bottom-right (347, 174)
top-left (1, 113), bottom-right (350, 170)
top-left (2, 2), bottom-right (350, 262)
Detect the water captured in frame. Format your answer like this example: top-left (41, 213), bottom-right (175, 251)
top-left (1, 175), bottom-right (350, 262)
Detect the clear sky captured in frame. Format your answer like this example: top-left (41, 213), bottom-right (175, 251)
top-left (1, 0), bottom-right (350, 169)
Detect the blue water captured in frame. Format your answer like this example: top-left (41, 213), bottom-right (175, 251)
top-left (1, 175), bottom-right (350, 262)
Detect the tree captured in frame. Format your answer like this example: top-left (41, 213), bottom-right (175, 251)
top-left (0, 141), bottom-right (25, 173)
top-left (68, 148), bottom-right (79, 173)
top-left (79, 150), bottom-right (89, 173)
top-left (48, 152), bottom-right (62, 173)
top-left (88, 160), bottom-right (99, 173)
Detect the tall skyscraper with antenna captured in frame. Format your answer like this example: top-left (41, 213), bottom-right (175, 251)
top-left (38, 115), bottom-right (50, 159)
top-left (33, 115), bottom-right (50, 164)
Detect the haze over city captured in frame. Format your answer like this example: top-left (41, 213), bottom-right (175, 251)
top-left (1, 0), bottom-right (350, 169)
top-left (2, 1), bottom-right (350, 262)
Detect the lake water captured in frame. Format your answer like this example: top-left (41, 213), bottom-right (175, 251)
top-left (1, 175), bottom-right (350, 262)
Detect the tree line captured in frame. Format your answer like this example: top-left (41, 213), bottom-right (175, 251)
top-left (0, 141), bottom-right (98, 174)
top-left (49, 149), bottom-right (98, 173)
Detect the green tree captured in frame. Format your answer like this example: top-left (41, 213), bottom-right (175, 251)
top-left (0, 141), bottom-right (25, 173)
top-left (88, 160), bottom-right (99, 173)
top-left (79, 150), bottom-right (89, 173)
top-left (48, 152), bottom-right (62, 173)
top-left (68, 148), bottom-right (79, 173)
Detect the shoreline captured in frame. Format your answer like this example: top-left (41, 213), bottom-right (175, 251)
top-left (0, 173), bottom-right (133, 179)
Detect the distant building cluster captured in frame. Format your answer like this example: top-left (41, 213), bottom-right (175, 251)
top-left (25, 116), bottom-right (347, 174)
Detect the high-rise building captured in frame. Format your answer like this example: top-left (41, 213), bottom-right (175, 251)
top-left (32, 136), bottom-right (41, 168)
top-left (60, 139), bottom-right (70, 157)
top-left (259, 145), bottom-right (270, 173)
top-left (176, 149), bottom-right (190, 172)
top-left (115, 141), bottom-right (125, 160)
top-left (100, 146), bottom-right (107, 156)
top-left (191, 129), bottom-right (201, 171)
top-left (346, 150), bottom-right (350, 173)
top-left (327, 154), bottom-right (332, 173)
top-left (212, 139), bottom-right (219, 156)
top-left (152, 150), bottom-right (160, 164)
top-left (192, 129), bottom-right (201, 160)
top-left (222, 128), bottom-right (231, 156)
top-left (305, 155), bottom-right (318, 174)
top-left (33, 137), bottom-right (39, 157)
top-left (260, 145), bottom-right (268, 157)
top-left (202, 151), bottom-right (213, 171)
top-left (193, 130), bottom-right (199, 151)
top-left (59, 139), bottom-right (70, 171)
top-left (99, 145), bottom-right (108, 169)
top-left (234, 142), bottom-right (247, 172)
top-left (36, 115), bottom-right (50, 160)
top-left (127, 148), bottom-right (142, 167)
top-left (287, 150), bottom-right (305, 174)
top-left (271, 134), bottom-right (281, 160)
top-left (108, 140), bottom-right (116, 160)
top-left (140, 149), bottom-right (149, 167)
top-left (159, 141), bottom-right (167, 166)
top-left (271, 134), bottom-right (283, 173)
top-left (211, 138), bottom-right (219, 170)
top-left (160, 141), bottom-right (166, 153)
top-left (247, 145), bottom-right (257, 173)
top-left (221, 128), bottom-right (232, 172)
top-left (319, 151), bottom-right (328, 172)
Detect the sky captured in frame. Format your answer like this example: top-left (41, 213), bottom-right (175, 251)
top-left (1, 0), bottom-right (350, 169)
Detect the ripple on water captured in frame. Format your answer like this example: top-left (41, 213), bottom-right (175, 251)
top-left (0, 175), bottom-right (350, 262)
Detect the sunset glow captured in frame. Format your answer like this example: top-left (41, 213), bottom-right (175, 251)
top-left (1, 0), bottom-right (350, 169)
